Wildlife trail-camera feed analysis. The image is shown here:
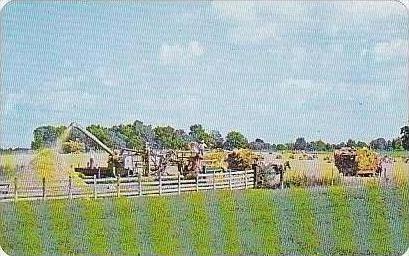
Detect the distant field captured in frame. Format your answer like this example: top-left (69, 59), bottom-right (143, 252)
top-left (0, 185), bottom-right (408, 256)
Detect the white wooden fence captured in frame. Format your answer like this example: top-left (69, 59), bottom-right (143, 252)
top-left (0, 170), bottom-right (255, 202)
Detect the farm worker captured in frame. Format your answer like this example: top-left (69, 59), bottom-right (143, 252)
top-left (190, 142), bottom-right (200, 154)
top-left (198, 140), bottom-right (207, 156)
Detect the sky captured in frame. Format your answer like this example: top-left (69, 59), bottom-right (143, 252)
top-left (0, 1), bottom-right (408, 148)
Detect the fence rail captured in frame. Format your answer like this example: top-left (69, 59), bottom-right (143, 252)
top-left (0, 170), bottom-right (255, 202)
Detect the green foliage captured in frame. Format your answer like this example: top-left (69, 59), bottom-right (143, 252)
top-left (115, 198), bottom-right (140, 255)
top-left (154, 126), bottom-right (187, 149)
top-left (189, 124), bottom-right (213, 145)
top-left (398, 185), bottom-right (409, 246)
top-left (401, 126), bottom-right (409, 150)
top-left (0, 154), bottom-right (16, 178)
top-left (48, 200), bottom-right (75, 254)
top-left (366, 185), bottom-right (393, 255)
top-left (185, 193), bottom-right (213, 255)
top-left (328, 186), bottom-right (358, 254)
top-left (224, 131), bottom-right (248, 150)
top-left (217, 190), bottom-right (242, 255)
top-left (15, 201), bottom-right (43, 256)
top-left (31, 125), bottom-right (67, 149)
top-left (146, 196), bottom-right (180, 254)
top-left (244, 190), bottom-right (281, 255)
top-left (294, 137), bottom-right (307, 150)
top-left (86, 125), bottom-right (114, 149)
top-left (0, 187), bottom-right (406, 255)
top-left (289, 188), bottom-right (320, 255)
top-left (80, 199), bottom-right (110, 255)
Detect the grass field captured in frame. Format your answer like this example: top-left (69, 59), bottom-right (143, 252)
top-left (0, 184), bottom-right (408, 256)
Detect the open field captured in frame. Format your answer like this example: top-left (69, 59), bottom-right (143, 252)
top-left (0, 185), bottom-right (408, 256)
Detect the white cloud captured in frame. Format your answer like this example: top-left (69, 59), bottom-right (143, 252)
top-left (230, 23), bottom-right (277, 43)
top-left (211, 1), bottom-right (256, 21)
top-left (373, 39), bottom-right (408, 59)
top-left (159, 41), bottom-right (205, 65)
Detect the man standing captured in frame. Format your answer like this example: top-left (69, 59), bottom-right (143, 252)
top-left (198, 140), bottom-right (207, 157)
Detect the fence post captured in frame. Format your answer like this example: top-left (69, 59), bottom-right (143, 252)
top-left (178, 172), bottom-right (181, 195)
top-left (196, 175), bottom-right (199, 192)
top-left (229, 169), bottom-right (232, 190)
top-left (138, 172), bottom-right (142, 196)
top-left (280, 169), bottom-right (284, 190)
top-left (68, 175), bottom-right (73, 199)
top-left (116, 176), bottom-right (120, 197)
top-left (253, 165), bottom-right (257, 188)
top-left (159, 172), bottom-right (162, 195)
top-left (245, 170), bottom-right (248, 189)
top-left (93, 174), bottom-right (97, 199)
top-left (42, 177), bottom-right (46, 200)
top-left (14, 176), bottom-right (18, 201)
top-left (213, 169), bottom-right (216, 190)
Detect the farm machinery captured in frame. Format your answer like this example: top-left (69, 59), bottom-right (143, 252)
top-left (334, 147), bottom-right (382, 176)
top-left (68, 123), bottom-right (202, 178)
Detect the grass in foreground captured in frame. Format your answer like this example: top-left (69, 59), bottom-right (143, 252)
top-left (289, 187), bottom-right (321, 255)
top-left (244, 189), bottom-right (281, 255)
top-left (217, 190), bottom-right (242, 255)
top-left (79, 199), bottom-right (110, 255)
top-left (146, 196), bottom-right (181, 255)
top-left (184, 192), bottom-right (213, 255)
top-left (115, 197), bottom-right (140, 255)
top-left (366, 184), bottom-right (393, 255)
top-left (47, 200), bottom-right (76, 254)
top-left (0, 185), bottom-right (407, 255)
top-left (15, 201), bottom-right (43, 256)
top-left (328, 186), bottom-right (358, 255)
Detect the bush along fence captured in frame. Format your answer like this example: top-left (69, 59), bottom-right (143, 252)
top-left (0, 170), bottom-right (255, 202)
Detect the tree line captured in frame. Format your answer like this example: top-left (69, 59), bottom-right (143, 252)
top-left (29, 120), bottom-right (409, 153)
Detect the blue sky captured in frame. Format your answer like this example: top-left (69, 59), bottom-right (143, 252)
top-left (0, 1), bottom-right (408, 147)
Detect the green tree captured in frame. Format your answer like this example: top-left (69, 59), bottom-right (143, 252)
top-left (210, 130), bottom-right (224, 149)
top-left (154, 126), bottom-right (187, 149)
top-left (356, 141), bottom-right (368, 148)
top-left (310, 140), bottom-right (327, 152)
top-left (224, 131), bottom-right (248, 150)
top-left (401, 126), bottom-right (409, 150)
top-left (86, 125), bottom-right (114, 149)
top-left (276, 144), bottom-right (287, 151)
top-left (189, 124), bottom-right (214, 146)
top-left (294, 137), bottom-right (307, 150)
top-left (392, 138), bottom-right (403, 151)
top-left (31, 125), bottom-right (67, 149)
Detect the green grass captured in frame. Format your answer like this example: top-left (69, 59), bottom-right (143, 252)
top-left (114, 197), bottom-right (140, 255)
top-left (47, 199), bottom-right (75, 254)
top-left (0, 205), bottom-right (11, 253)
top-left (79, 199), bottom-right (110, 255)
top-left (399, 185), bottom-right (409, 246)
top-left (184, 192), bottom-right (213, 255)
top-left (217, 190), bottom-right (242, 255)
top-left (0, 186), bottom-right (407, 255)
top-left (244, 189), bottom-right (281, 255)
top-left (15, 201), bottom-right (43, 256)
top-left (289, 187), bottom-right (321, 255)
top-left (366, 185), bottom-right (393, 255)
top-left (328, 186), bottom-right (358, 255)
top-left (0, 154), bottom-right (16, 178)
top-left (146, 195), bottom-right (181, 255)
